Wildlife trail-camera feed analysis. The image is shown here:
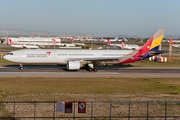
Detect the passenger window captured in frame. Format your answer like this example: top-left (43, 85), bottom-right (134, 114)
top-left (7, 53), bottom-right (13, 55)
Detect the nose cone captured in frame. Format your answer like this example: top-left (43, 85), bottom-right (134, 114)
top-left (3, 55), bottom-right (7, 60)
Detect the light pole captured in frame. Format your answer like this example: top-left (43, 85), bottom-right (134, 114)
top-left (91, 34), bottom-right (93, 49)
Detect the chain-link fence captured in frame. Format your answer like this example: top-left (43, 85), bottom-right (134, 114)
top-left (1, 101), bottom-right (180, 119)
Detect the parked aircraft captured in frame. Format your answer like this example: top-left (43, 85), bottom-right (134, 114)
top-left (103, 37), bottom-right (119, 42)
top-left (9, 39), bottom-right (39, 49)
top-left (121, 41), bottom-right (140, 50)
top-left (9, 39), bottom-right (23, 48)
top-left (169, 39), bottom-right (180, 48)
top-left (53, 39), bottom-right (76, 47)
top-left (71, 40), bottom-right (86, 46)
top-left (4, 29), bottom-right (166, 71)
top-left (107, 38), bottom-right (122, 48)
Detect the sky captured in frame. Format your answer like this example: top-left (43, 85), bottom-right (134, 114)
top-left (0, 0), bottom-right (180, 38)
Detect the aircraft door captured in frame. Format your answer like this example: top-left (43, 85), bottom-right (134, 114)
top-left (18, 51), bottom-right (24, 58)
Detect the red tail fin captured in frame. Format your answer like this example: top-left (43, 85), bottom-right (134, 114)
top-left (101, 37), bottom-right (103, 40)
top-left (169, 39), bottom-right (175, 45)
top-left (71, 39), bottom-right (74, 43)
top-left (9, 39), bottom-right (16, 45)
top-left (45, 35), bottom-right (47, 38)
top-left (107, 38), bottom-right (112, 44)
top-left (121, 41), bottom-right (126, 47)
top-left (53, 39), bottom-right (59, 44)
top-left (19, 35), bottom-right (21, 38)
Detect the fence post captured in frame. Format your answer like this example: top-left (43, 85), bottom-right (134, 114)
top-left (91, 101), bottom-right (93, 120)
top-left (34, 101), bottom-right (36, 120)
top-left (128, 101), bottom-right (130, 120)
top-left (53, 100), bottom-right (56, 120)
top-left (13, 101), bottom-right (15, 120)
top-left (165, 101), bottom-right (167, 120)
top-left (73, 101), bottom-right (75, 120)
top-left (110, 101), bottom-right (112, 120)
top-left (147, 101), bottom-right (149, 120)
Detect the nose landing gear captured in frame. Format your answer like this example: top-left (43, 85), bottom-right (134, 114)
top-left (19, 63), bottom-right (24, 70)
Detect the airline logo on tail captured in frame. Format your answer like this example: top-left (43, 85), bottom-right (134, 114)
top-left (119, 29), bottom-right (166, 64)
top-left (9, 39), bottom-right (16, 45)
top-left (71, 39), bottom-right (74, 44)
top-left (53, 39), bottom-right (59, 44)
top-left (121, 41), bottom-right (126, 47)
top-left (107, 38), bottom-right (112, 44)
top-left (169, 39), bottom-right (175, 46)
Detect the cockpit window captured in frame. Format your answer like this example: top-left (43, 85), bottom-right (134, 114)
top-left (7, 53), bottom-right (13, 55)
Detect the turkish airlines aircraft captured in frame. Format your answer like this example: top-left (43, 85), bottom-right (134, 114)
top-left (103, 37), bottom-right (119, 42)
top-left (9, 39), bottom-right (39, 49)
top-left (71, 40), bottom-right (86, 46)
top-left (169, 39), bottom-right (180, 48)
top-left (121, 41), bottom-right (140, 50)
top-left (53, 39), bottom-right (76, 47)
top-left (4, 29), bottom-right (166, 71)
top-left (107, 38), bottom-right (122, 48)
top-left (9, 39), bottom-right (23, 48)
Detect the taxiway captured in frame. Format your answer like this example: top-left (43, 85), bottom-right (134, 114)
top-left (0, 65), bottom-right (180, 78)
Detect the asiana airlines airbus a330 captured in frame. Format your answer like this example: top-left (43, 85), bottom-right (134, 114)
top-left (4, 29), bottom-right (166, 71)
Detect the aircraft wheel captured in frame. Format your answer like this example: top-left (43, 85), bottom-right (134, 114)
top-left (89, 68), bottom-right (93, 72)
top-left (20, 67), bottom-right (24, 70)
top-left (93, 68), bottom-right (98, 72)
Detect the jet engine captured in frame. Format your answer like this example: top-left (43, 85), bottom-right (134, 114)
top-left (67, 61), bottom-right (81, 70)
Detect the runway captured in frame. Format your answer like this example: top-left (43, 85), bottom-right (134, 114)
top-left (0, 65), bottom-right (180, 78)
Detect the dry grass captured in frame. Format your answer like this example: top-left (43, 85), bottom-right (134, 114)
top-left (0, 78), bottom-right (180, 101)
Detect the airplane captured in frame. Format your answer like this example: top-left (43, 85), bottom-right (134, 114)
top-left (121, 41), bottom-right (140, 50)
top-left (103, 37), bottom-right (119, 42)
top-left (9, 39), bottom-right (39, 49)
top-left (71, 39), bottom-right (86, 46)
top-left (169, 39), bottom-right (180, 48)
top-left (53, 39), bottom-right (76, 47)
top-left (107, 38), bottom-right (122, 48)
top-left (4, 29), bottom-right (166, 72)
top-left (9, 39), bottom-right (23, 48)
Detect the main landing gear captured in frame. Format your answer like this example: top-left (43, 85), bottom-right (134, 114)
top-left (19, 63), bottom-right (24, 70)
top-left (86, 64), bottom-right (98, 72)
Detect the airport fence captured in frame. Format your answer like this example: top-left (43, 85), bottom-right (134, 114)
top-left (0, 101), bottom-right (180, 119)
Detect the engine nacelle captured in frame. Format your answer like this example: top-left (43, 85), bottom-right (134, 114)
top-left (67, 61), bottom-right (81, 70)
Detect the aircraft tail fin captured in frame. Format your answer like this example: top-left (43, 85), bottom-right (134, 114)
top-left (9, 39), bottom-right (16, 45)
top-left (118, 29), bottom-right (166, 64)
top-left (121, 41), bottom-right (126, 47)
top-left (169, 39), bottom-right (175, 46)
top-left (53, 39), bottom-right (59, 44)
top-left (71, 39), bottom-right (74, 43)
top-left (107, 38), bottom-right (112, 44)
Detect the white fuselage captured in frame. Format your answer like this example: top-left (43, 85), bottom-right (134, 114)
top-left (4, 49), bottom-right (133, 64)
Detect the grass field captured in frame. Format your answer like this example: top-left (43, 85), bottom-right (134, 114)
top-left (0, 78), bottom-right (180, 101)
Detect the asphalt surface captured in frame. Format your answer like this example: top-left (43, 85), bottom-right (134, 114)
top-left (0, 65), bottom-right (180, 78)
